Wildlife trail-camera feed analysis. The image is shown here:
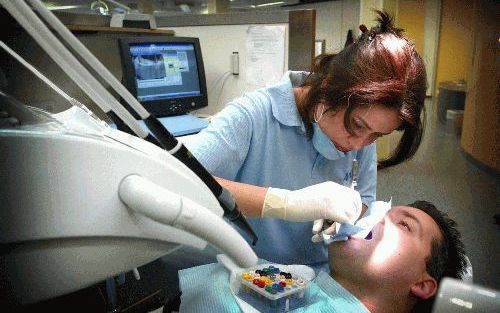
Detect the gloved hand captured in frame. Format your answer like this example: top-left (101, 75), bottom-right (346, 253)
top-left (261, 181), bottom-right (362, 223)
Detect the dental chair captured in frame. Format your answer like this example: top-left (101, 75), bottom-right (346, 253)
top-left (462, 255), bottom-right (473, 284)
top-left (432, 255), bottom-right (500, 312)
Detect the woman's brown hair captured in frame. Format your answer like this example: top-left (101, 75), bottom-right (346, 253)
top-left (298, 10), bottom-right (427, 169)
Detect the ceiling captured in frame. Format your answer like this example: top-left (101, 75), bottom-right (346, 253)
top-left (42, 0), bottom-right (318, 15)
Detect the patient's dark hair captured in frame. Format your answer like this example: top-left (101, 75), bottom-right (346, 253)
top-left (408, 200), bottom-right (467, 313)
top-left (298, 10), bottom-right (427, 169)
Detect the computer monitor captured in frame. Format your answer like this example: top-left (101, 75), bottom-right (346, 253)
top-left (119, 36), bottom-right (208, 118)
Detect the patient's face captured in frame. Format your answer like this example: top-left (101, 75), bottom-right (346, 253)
top-left (328, 206), bottom-right (442, 290)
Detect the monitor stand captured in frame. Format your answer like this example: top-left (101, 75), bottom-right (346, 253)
top-left (155, 113), bottom-right (209, 137)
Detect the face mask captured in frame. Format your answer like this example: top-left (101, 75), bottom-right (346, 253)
top-left (312, 123), bottom-right (346, 160)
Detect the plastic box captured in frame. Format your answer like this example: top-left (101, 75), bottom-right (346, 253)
top-left (238, 264), bottom-right (309, 311)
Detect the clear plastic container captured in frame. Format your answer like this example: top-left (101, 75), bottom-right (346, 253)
top-left (238, 264), bottom-right (309, 312)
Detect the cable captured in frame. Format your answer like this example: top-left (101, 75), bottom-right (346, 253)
top-left (208, 70), bottom-right (231, 95)
top-left (215, 72), bottom-right (232, 111)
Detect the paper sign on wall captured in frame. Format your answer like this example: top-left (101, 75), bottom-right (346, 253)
top-left (245, 25), bottom-right (285, 89)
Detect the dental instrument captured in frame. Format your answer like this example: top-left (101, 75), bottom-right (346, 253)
top-left (312, 158), bottom-right (359, 242)
top-left (350, 158), bottom-right (359, 190)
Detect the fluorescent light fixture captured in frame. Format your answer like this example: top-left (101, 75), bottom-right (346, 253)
top-left (104, 0), bottom-right (132, 12)
top-left (46, 5), bottom-right (83, 11)
top-left (256, 1), bottom-right (285, 7)
top-left (178, 4), bottom-right (191, 13)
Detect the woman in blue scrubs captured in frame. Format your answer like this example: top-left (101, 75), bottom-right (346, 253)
top-left (185, 11), bottom-right (427, 273)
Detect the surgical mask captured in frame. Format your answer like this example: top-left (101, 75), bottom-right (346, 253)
top-left (312, 122), bottom-right (346, 160)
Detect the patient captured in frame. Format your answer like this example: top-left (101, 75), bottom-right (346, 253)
top-left (324, 200), bottom-right (466, 312)
top-left (177, 201), bottom-right (467, 313)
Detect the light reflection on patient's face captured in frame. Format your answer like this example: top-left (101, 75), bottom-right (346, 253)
top-left (329, 206), bottom-right (442, 290)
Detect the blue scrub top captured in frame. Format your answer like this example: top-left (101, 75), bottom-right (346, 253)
top-left (186, 71), bottom-right (377, 267)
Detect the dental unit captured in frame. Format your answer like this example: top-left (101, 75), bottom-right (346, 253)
top-left (0, 0), bottom-right (258, 305)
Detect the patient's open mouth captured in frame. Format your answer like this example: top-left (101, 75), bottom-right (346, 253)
top-left (365, 231), bottom-right (373, 240)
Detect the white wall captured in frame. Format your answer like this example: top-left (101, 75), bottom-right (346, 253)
top-left (360, 0), bottom-right (384, 26)
top-left (424, 0), bottom-right (441, 96)
top-left (164, 24), bottom-right (289, 115)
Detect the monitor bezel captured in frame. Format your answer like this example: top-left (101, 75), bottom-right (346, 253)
top-left (118, 36), bottom-right (208, 118)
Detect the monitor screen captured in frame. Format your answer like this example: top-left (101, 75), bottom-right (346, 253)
top-left (119, 36), bottom-right (208, 118)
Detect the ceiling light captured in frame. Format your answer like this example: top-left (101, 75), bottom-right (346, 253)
top-left (46, 5), bottom-right (83, 11)
top-left (178, 4), bottom-right (191, 13)
top-left (256, 1), bottom-right (285, 7)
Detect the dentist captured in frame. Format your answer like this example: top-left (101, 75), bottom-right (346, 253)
top-left (186, 11), bottom-right (427, 273)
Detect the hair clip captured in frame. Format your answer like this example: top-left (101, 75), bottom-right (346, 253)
top-left (359, 24), bottom-right (368, 33)
top-left (368, 31), bottom-right (375, 41)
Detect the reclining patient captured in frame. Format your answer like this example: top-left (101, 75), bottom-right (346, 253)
top-left (177, 200), bottom-right (467, 313)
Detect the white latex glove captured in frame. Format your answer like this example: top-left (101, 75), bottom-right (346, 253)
top-left (261, 181), bottom-right (362, 223)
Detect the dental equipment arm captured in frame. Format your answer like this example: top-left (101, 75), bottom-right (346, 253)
top-left (0, 40), bottom-right (105, 128)
top-left (118, 175), bottom-right (254, 267)
top-left (1, 0), bottom-right (257, 245)
top-left (141, 117), bottom-right (258, 245)
top-left (0, 0), bottom-right (149, 139)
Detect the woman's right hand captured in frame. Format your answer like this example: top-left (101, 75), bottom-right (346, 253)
top-left (261, 181), bottom-right (362, 223)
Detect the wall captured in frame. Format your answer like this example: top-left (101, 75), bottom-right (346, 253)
top-left (285, 0), bottom-right (360, 53)
top-left (382, 0), bottom-right (399, 21)
top-left (460, 0), bottom-right (499, 171)
top-left (396, 0), bottom-right (425, 170)
top-left (397, 0), bottom-right (440, 97)
top-left (433, 0), bottom-right (473, 106)
top-left (360, 0), bottom-right (383, 26)
top-left (359, 0), bottom-right (402, 161)
top-left (165, 24), bottom-right (289, 116)
top-left (423, 0), bottom-right (440, 96)
top-left (397, 0), bottom-right (425, 55)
